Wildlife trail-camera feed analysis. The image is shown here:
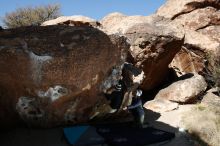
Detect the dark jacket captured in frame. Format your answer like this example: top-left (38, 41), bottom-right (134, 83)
top-left (105, 80), bottom-right (126, 109)
top-left (127, 98), bottom-right (142, 110)
top-left (128, 97), bottom-right (144, 118)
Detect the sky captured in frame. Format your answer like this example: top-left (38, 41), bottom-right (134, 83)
top-left (0, 0), bottom-right (166, 23)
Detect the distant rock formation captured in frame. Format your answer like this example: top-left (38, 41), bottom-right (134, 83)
top-left (41, 15), bottom-right (101, 27)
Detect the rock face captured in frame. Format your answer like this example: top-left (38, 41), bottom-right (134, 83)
top-left (173, 7), bottom-right (220, 30)
top-left (157, 0), bottom-right (220, 75)
top-left (198, 25), bottom-right (220, 42)
top-left (155, 74), bottom-right (207, 103)
top-left (156, 0), bottom-right (220, 20)
top-left (184, 29), bottom-right (219, 53)
top-left (0, 26), bottom-right (129, 128)
top-left (170, 47), bottom-right (205, 76)
top-left (101, 13), bottom-right (185, 90)
top-left (101, 12), bottom-right (158, 34)
top-left (41, 15), bottom-right (101, 27)
top-left (144, 99), bottom-right (179, 113)
top-left (202, 88), bottom-right (220, 106)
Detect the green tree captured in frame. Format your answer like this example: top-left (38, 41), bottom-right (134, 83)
top-left (3, 4), bottom-right (61, 28)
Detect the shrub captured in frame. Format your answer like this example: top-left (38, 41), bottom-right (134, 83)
top-left (3, 4), bottom-right (61, 28)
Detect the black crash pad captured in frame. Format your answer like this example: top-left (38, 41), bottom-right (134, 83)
top-left (63, 122), bottom-right (175, 146)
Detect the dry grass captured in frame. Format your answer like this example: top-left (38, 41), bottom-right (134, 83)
top-left (181, 103), bottom-right (220, 146)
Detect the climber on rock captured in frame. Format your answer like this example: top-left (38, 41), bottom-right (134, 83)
top-left (120, 62), bottom-right (145, 112)
top-left (104, 62), bottom-right (145, 116)
top-left (105, 79), bottom-right (126, 113)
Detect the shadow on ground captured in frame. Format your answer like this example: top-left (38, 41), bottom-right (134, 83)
top-left (0, 109), bottom-right (196, 146)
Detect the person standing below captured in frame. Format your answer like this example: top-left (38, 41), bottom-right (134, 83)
top-left (124, 89), bottom-right (145, 127)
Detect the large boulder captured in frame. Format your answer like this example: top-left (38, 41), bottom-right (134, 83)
top-left (144, 99), bottom-right (179, 113)
top-left (0, 26), bottom-right (129, 128)
top-left (101, 13), bottom-right (185, 90)
top-left (155, 74), bottom-right (207, 103)
top-left (157, 0), bottom-right (220, 75)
